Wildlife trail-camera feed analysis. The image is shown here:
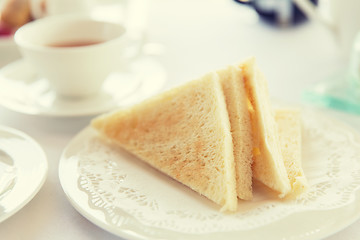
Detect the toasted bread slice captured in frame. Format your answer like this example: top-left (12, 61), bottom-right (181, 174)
top-left (92, 73), bottom-right (238, 212)
top-left (218, 65), bottom-right (253, 200)
top-left (240, 58), bottom-right (291, 197)
top-left (275, 109), bottom-right (308, 198)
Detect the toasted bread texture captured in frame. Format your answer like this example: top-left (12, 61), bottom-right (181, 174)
top-left (240, 58), bottom-right (291, 197)
top-left (92, 73), bottom-right (238, 212)
top-left (275, 109), bottom-right (308, 198)
top-left (218, 65), bottom-right (253, 200)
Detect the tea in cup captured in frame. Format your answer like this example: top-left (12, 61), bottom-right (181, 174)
top-left (14, 14), bottom-right (127, 98)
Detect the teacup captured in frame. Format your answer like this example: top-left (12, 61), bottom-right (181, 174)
top-left (293, 0), bottom-right (360, 57)
top-left (14, 14), bottom-right (126, 98)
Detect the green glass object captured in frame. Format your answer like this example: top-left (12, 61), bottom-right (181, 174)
top-left (303, 32), bottom-right (360, 115)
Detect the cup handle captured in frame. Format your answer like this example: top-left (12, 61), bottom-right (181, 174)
top-left (122, 0), bottom-right (149, 61)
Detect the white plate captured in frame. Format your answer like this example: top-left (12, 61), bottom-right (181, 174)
top-left (0, 125), bottom-right (47, 223)
top-left (59, 109), bottom-right (360, 240)
top-left (0, 57), bottom-right (167, 117)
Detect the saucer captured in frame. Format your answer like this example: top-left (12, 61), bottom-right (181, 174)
top-left (0, 125), bottom-right (48, 223)
top-left (0, 57), bottom-right (167, 117)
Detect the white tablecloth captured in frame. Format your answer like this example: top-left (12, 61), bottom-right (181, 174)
top-left (1, 0), bottom-right (360, 239)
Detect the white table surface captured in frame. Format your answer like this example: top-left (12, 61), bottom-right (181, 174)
top-left (1, 0), bottom-right (360, 239)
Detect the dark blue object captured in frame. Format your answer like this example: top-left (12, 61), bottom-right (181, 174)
top-left (234, 0), bottom-right (318, 26)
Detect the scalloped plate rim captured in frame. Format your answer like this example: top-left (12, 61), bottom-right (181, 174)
top-left (58, 109), bottom-right (360, 240)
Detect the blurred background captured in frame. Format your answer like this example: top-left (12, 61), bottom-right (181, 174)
top-left (0, 0), bottom-right (343, 104)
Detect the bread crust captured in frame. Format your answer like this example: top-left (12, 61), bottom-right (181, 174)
top-left (218, 66), bottom-right (253, 200)
top-left (240, 58), bottom-right (291, 197)
top-left (275, 109), bottom-right (308, 198)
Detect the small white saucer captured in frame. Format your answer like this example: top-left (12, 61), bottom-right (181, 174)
top-left (0, 57), bottom-right (167, 117)
top-left (0, 125), bottom-right (48, 223)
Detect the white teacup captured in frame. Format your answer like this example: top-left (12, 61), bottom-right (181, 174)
top-left (14, 14), bottom-right (126, 98)
top-left (293, 0), bottom-right (360, 57)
